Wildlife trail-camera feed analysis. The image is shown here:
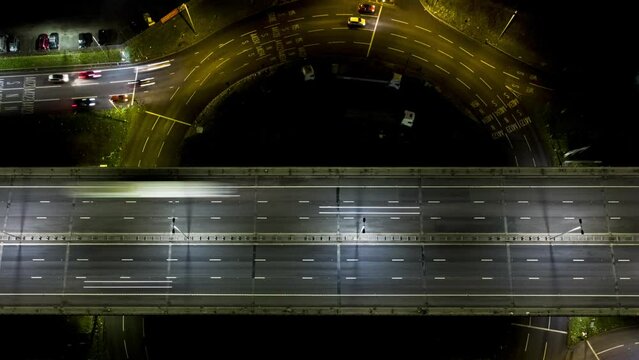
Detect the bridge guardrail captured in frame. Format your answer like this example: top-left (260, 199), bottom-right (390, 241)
top-left (2, 232), bottom-right (637, 243)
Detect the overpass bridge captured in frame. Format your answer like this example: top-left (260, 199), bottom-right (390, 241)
top-left (1, 167), bottom-right (639, 315)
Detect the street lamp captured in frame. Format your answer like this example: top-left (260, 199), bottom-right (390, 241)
top-left (170, 217), bottom-right (190, 240)
top-left (498, 10), bottom-right (518, 41)
top-left (551, 218), bottom-right (584, 240)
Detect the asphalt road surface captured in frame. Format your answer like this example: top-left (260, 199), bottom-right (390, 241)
top-left (1, 175), bottom-right (637, 235)
top-left (1, 242), bottom-right (639, 311)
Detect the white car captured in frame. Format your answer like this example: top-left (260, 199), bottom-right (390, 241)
top-left (48, 73), bottom-right (69, 84)
top-left (401, 110), bottom-right (415, 128)
top-left (302, 65), bottom-right (315, 81)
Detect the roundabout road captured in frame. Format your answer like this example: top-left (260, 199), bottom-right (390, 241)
top-left (121, 0), bottom-right (555, 167)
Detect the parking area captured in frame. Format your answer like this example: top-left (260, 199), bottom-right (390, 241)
top-left (0, 0), bottom-right (181, 55)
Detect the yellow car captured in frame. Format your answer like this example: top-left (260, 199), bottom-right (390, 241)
top-left (347, 16), bottom-right (366, 28)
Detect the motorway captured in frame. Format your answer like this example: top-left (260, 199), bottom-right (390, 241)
top-left (0, 0), bottom-right (556, 168)
top-left (1, 174), bottom-right (638, 235)
top-left (2, 242), bottom-right (639, 312)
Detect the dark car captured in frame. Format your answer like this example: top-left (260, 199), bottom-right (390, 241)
top-left (72, 97), bottom-right (96, 110)
top-left (98, 29), bottom-right (117, 45)
top-left (78, 33), bottom-right (93, 48)
top-left (358, 3), bottom-right (376, 14)
top-left (110, 94), bottom-right (130, 103)
top-left (48, 32), bottom-right (59, 50)
top-left (35, 33), bottom-right (49, 50)
top-left (128, 77), bottom-right (155, 88)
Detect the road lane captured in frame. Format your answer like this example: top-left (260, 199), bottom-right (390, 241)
top-left (0, 242), bottom-right (637, 311)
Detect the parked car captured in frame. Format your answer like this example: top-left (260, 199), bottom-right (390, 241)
top-left (78, 33), bottom-right (92, 48)
top-left (98, 29), bottom-right (117, 45)
top-left (302, 65), bottom-right (315, 81)
top-left (36, 33), bottom-right (49, 50)
top-left (0, 34), bottom-right (8, 53)
top-left (48, 73), bottom-right (69, 83)
top-left (8, 35), bottom-right (19, 52)
top-left (48, 32), bottom-right (59, 50)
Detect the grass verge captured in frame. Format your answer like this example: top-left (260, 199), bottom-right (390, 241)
top-left (568, 317), bottom-right (639, 346)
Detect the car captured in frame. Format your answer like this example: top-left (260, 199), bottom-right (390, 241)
top-left (98, 29), bottom-right (117, 45)
top-left (48, 73), bottom-right (69, 83)
top-left (358, 3), bottom-right (376, 14)
top-left (36, 33), bottom-right (49, 50)
top-left (110, 94), bottom-right (130, 103)
top-left (401, 110), bottom-right (416, 128)
top-left (347, 16), bottom-right (366, 28)
top-left (72, 97), bottom-right (96, 109)
top-left (0, 34), bottom-right (8, 53)
top-left (48, 32), bottom-right (59, 50)
top-left (302, 65), bottom-right (315, 81)
top-left (78, 33), bottom-right (93, 48)
top-left (129, 77), bottom-right (155, 88)
top-left (8, 35), bottom-right (19, 52)
top-left (143, 13), bottom-right (155, 26)
top-left (78, 70), bottom-right (102, 79)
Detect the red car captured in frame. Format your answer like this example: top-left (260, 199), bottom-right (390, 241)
top-left (36, 33), bottom-right (49, 50)
top-left (78, 70), bottom-right (103, 79)
top-left (358, 3), bottom-right (376, 14)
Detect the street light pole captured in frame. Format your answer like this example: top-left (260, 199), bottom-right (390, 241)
top-left (171, 217), bottom-right (190, 241)
top-left (498, 10), bottom-right (518, 41)
top-left (179, 3), bottom-right (197, 35)
top-left (551, 219), bottom-right (584, 240)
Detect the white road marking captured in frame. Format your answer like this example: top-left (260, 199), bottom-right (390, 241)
top-left (76, 258), bottom-right (89, 261)
top-left (123, 217), bottom-right (135, 220)
top-left (392, 277), bottom-right (403, 280)
top-left (36, 216), bottom-right (47, 220)
top-left (474, 216), bottom-right (486, 220)
top-left (459, 61), bottom-right (474, 73)
top-left (32, 259), bottom-right (45, 262)
top-left (456, 77), bottom-right (470, 89)
top-left (573, 277), bottom-right (584, 280)
top-left (415, 25), bottom-right (431, 32)
top-left (346, 259), bottom-right (359, 262)
top-left (345, 277), bottom-right (357, 280)
top-left (482, 277), bottom-right (493, 280)
top-left (299, 200), bottom-right (310, 203)
top-left (607, 200), bottom-right (620, 204)
top-left (121, 259), bottom-right (133, 262)
top-left (255, 259), bottom-right (266, 262)
top-left (312, 14), bottom-right (328, 18)
top-left (529, 277), bottom-right (540, 280)
top-left (459, 46), bottom-right (474, 57)
top-left (503, 71), bottom-right (520, 80)
top-left (480, 59), bottom-right (496, 69)
top-left (434, 277), bottom-right (446, 280)
top-left (390, 33), bottom-right (407, 39)
top-left (562, 200), bottom-right (574, 203)
top-left (527, 259), bottom-right (539, 262)
top-left (520, 217), bottom-right (531, 220)
top-left (209, 259), bottom-right (221, 262)
top-left (517, 200), bottom-right (529, 204)
top-left (288, 17), bottom-right (304, 23)
top-left (302, 259), bottom-right (315, 262)
top-left (473, 200), bottom-right (485, 204)
top-left (479, 77), bottom-right (492, 90)
top-left (80, 216), bottom-right (91, 220)
top-left (564, 217), bottom-right (575, 220)
top-left (573, 259), bottom-right (584, 262)
top-left (597, 344), bottom-right (624, 355)
top-left (392, 259), bottom-right (404, 262)
top-left (435, 64), bottom-right (450, 74)
top-left (427, 200), bottom-right (440, 204)
top-left (39, 200), bottom-right (50, 203)
top-left (438, 49), bottom-right (453, 59)
top-left (166, 259), bottom-right (178, 262)
top-left (210, 276), bottom-right (222, 279)
top-left (210, 216), bottom-right (221, 220)
top-left (413, 39), bottom-right (431, 48)
top-left (411, 54), bottom-right (429, 63)
top-left (391, 19), bottom-right (408, 24)
top-left (76, 276), bottom-right (86, 279)
top-left (430, 216), bottom-right (441, 220)
top-left (438, 34), bottom-right (453, 43)
top-left (31, 276), bottom-right (42, 279)
top-left (299, 216), bottom-right (309, 220)
top-left (387, 47), bottom-right (405, 53)
top-left (481, 259), bottom-right (493, 262)
top-left (433, 259), bottom-right (446, 262)
top-left (618, 259), bottom-right (630, 262)
top-left (302, 277), bottom-right (313, 280)
top-left (610, 216), bottom-right (621, 220)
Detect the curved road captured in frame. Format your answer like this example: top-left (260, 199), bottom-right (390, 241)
top-left (0, 0), bottom-right (556, 168)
